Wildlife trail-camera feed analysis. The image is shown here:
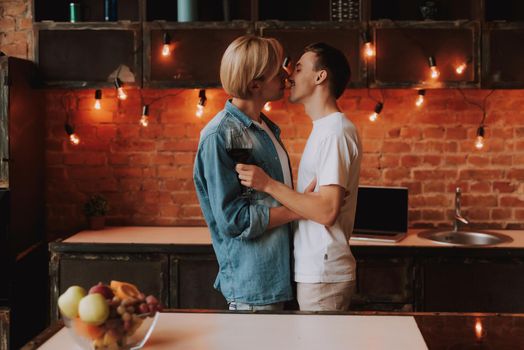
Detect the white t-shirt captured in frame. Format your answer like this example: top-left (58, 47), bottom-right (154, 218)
top-left (253, 119), bottom-right (292, 188)
top-left (294, 112), bottom-right (362, 283)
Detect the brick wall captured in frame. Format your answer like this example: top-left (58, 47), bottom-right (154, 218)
top-left (0, 0), bottom-right (32, 59)
top-left (44, 87), bottom-right (524, 238)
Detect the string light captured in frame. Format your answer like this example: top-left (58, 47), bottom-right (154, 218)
top-left (475, 125), bottom-right (485, 150)
top-left (140, 105), bottom-right (149, 127)
top-left (369, 102), bottom-right (383, 122)
top-left (196, 89), bottom-right (207, 118)
top-left (94, 89), bottom-right (102, 110)
top-left (415, 89), bottom-right (426, 107)
top-left (162, 33), bottom-right (171, 57)
top-left (64, 123), bottom-right (80, 145)
top-left (362, 31), bottom-right (375, 58)
top-left (455, 63), bottom-right (467, 75)
top-left (428, 56), bottom-right (440, 80)
top-left (264, 102), bottom-right (271, 112)
top-left (114, 78), bottom-right (127, 100)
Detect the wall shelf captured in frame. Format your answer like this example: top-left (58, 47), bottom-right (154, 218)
top-left (31, 0), bottom-right (524, 88)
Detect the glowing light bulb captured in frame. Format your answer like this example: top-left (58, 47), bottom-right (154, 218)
top-left (475, 126), bottom-right (485, 150)
top-left (456, 62), bottom-right (467, 75)
top-left (369, 102), bottom-right (383, 122)
top-left (264, 102), bottom-right (271, 112)
top-left (475, 319), bottom-right (484, 341)
top-left (430, 66), bottom-right (440, 79)
top-left (416, 90), bottom-right (426, 107)
top-left (162, 44), bottom-right (170, 56)
top-left (196, 89), bottom-right (207, 118)
top-left (196, 104), bottom-right (204, 118)
top-left (364, 42), bottom-right (375, 58)
top-left (140, 105), bottom-right (149, 127)
top-left (428, 56), bottom-right (439, 80)
top-left (162, 33), bottom-right (171, 57)
top-left (94, 89), bottom-right (102, 110)
top-left (117, 87), bottom-right (127, 100)
top-left (69, 133), bottom-right (80, 145)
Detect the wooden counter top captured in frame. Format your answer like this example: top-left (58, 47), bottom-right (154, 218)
top-left (27, 311), bottom-right (524, 350)
top-left (62, 226), bottom-right (524, 249)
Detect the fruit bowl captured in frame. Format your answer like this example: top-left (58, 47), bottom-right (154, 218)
top-left (63, 311), bottom-right (159, 350)
top-left (58, 281), bottom-right (162, 350)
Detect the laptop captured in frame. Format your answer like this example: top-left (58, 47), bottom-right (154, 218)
top-left (351, 186), bottom-right (408, 243)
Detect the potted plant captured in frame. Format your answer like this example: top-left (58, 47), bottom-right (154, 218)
top-left (84, 194), bottom-right (109, 230)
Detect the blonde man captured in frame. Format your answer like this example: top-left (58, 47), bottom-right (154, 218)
top-left (193, 35), bottom-right (302, 311)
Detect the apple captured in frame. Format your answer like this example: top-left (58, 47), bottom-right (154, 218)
top-left (78, 293), bottom-right (110, 326)
top-left (89, 282), bottom-right (114, 300)
top-left (58, 285), bottom-right (87, 319)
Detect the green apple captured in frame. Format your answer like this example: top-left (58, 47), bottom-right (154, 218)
top-left (58, 285), bottom-right (87, 319)
top-left (78, 293), bottom-right (110, 326)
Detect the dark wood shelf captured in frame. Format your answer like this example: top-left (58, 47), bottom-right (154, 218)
top-left (33, 0), bottom-right (140, 22)
top-left (369, 0), bottom-right (481, 21)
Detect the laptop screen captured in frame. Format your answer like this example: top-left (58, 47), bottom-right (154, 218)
top-left (353, 186), bottom-right (408, 235)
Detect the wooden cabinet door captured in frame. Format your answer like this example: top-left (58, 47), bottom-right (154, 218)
top-left (422, 257), bottom-right (524, 312)
top-left (170, 254), bottom-right (227, 310)
top-left (50, 252), bottom-right (169, 321)
top-left (352, 256), bottom-right (414, 311)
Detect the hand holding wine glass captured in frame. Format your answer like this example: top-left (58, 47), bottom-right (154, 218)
top-left (225, 126), bottom-right (254, 198)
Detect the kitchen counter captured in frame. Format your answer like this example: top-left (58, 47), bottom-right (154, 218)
top-left (62, 226), bottom-right (524, 248)
top-left (25, 310), bottom-right (524, 350)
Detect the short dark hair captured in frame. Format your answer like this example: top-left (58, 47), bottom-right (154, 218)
top-left (303, 42), bottom-right (351, 99)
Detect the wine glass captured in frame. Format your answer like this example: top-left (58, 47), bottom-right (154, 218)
top-left (225, 126), bottom-right (254, 198)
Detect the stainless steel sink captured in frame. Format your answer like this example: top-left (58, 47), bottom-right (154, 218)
top-left (418, 230), bottom-right (513, 246)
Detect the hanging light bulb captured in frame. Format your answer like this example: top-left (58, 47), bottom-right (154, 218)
top-left (114, 78), bottom-right (127, 100)
top-left (264, 102), bottom-right (271, 112)
top-left (64, 123), bottom-right (80, 145)
top-left (196, 89), bottom-right (207, 118)
top-left (428, 56), bottom-right (440, 80)
top-left (455, 62), bottom-right (467, 75)
top-left (475, 125), bottom-right (485, 150)
top-left (140, 105), bottom-right (149, 127)
top-left (455, 57), bottom-right (472, 75)
top-left (415, 89), bottom-right (426, 107)
top-left (362, 31), bottom-right (375, 58)
top-left (162, 32), bottom-right (171, 57)
top-left (369, 102), bottom-right (383, 122)
top-left (94, 89), bottom-right (102, 110)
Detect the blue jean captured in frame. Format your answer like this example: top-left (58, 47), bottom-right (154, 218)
top-left (228, 301), bottom-right (284, 311)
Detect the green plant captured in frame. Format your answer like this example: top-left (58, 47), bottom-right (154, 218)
top-left (84, 194), bottom-right (109, 217)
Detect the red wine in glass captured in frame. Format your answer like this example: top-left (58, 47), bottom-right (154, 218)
top-left (226, 126), bottom-right (254, 198)
top-left (227, 148), bottom-right (252, 163)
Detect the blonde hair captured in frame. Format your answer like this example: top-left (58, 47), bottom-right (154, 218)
top-left (220, 35), bottom-right (283, 99)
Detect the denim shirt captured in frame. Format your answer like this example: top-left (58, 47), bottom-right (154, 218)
top-left (193, 100), bottom-right (293, 305)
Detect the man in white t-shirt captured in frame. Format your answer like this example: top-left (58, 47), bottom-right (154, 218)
top-left (236, 42), bottom-right (362, 311)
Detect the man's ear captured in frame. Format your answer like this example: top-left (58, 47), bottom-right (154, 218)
top-left (315, 70), bottom-right (328, 85)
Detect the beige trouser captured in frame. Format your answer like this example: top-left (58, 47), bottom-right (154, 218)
top-left (297, 280), bottom-right (356, 311)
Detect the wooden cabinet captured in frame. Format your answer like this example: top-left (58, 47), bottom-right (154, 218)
top-left (34, 22), bottom-right (142, 88)
top-left (170, 254), bottom-right (227, 309)
top-left (144, 21), bottom-right (251, 88)
top-left (351, 256), bottom-right (415, 311)
top-left (421, 256), bottom-right (524, 313)
top-left (31, 0), bottom-right (524, 88)
top-left (0, 308), bottom-right (9, 350)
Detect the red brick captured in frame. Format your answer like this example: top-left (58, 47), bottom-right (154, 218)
top-left (459, 169), bottom-right (504, 181)
top-left (380, 155), bottom-right (400, 168)
top-left (423, 182), bottom-right (446, 193)
top-left (384, 168), bottom-right (411, 181)
top-left (500, 196), bottom-right (524, 207)
top-left (470, 182), bottom-right (491, 192)
top-left (493, 181), bottom-right (517, 193)
top-left (491, 208), bottom-right (512, 220)
top-left (516, 210), bottom-right (524, 220)
top-left (507, 169), bottom-right (524, 181)
top-left (467, 155), bottom-right (490, 167)
top-left (422, 210), bottom-right (444, 220)
top-left (382, 141), bottom-right (411, 153)
top-left (414, 170), bottom-right (457, 181)
top-left (400, 127), bottom-right (422, 139)
top-left (401, 155), bottom-right (421, 167)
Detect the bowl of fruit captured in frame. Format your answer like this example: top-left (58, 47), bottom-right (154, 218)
top-left (57, 280), bottom-right (162, 350)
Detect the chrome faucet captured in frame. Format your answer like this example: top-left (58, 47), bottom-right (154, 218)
top-left (454, 187), bottom-right (469, 232)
